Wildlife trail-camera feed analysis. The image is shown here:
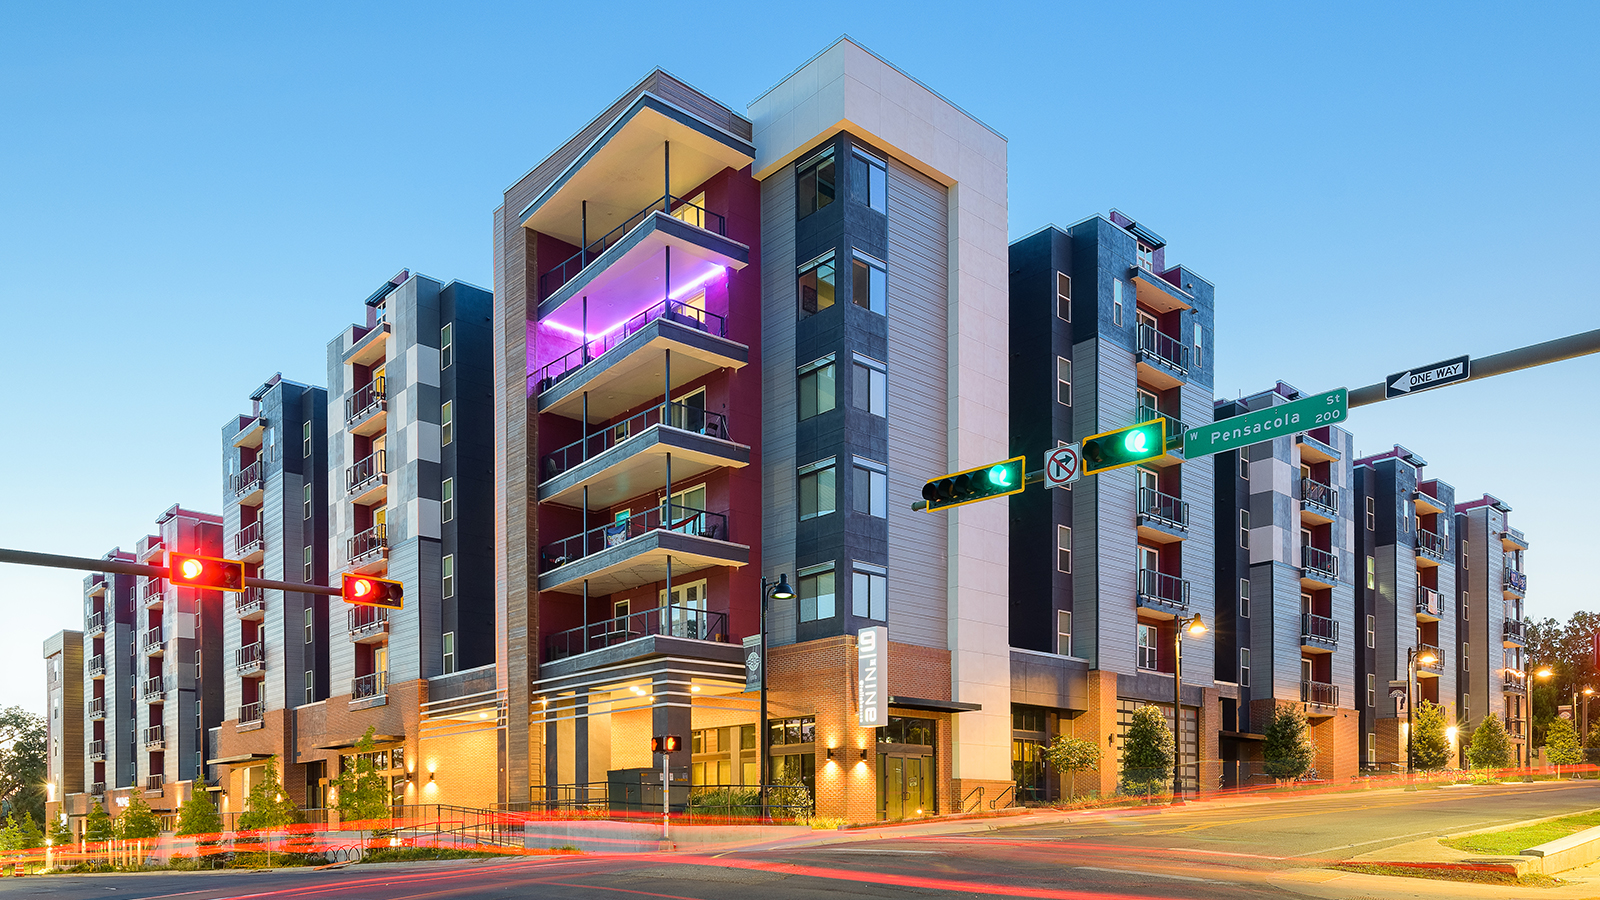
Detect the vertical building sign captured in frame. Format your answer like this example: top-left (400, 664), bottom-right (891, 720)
top-left (858, 626), bottom-right (887, 728)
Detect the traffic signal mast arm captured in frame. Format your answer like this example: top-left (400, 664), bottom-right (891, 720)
top-left (1348, 326), bottom-right (1600, 408)
top-left (0, 546), bottom-right (345, 597)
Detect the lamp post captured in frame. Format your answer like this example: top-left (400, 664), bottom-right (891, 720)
top-left (1405, 646), bottom-right (1438, 787)
top-left (1172, 614), bottom-right (1207, 801)
top-left (757, 573), bottom-right (794, 816)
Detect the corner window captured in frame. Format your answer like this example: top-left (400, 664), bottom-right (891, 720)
top-left (798, 252), bottom-right (836, 317)
top-left (850, 147), bottom-right (886, 214)
top-left (853, 458), bottom-right (887, 518)
top-left (442, 632), bottom-right (456, 675)
top-left (441, 401), bottom-right (454, 446)
top-left (798, 566), bottom-right (836, 623)
top-left (852, 356), bottom-right (886, 416)
top-left (1057, 525), bottom-right (1072, 574)
top-left (1136, 242), bottom-right (1155, 271)
top-left (441, 322), bottom-right (454, 370)
top-left (1056, 272), bottom-right (1071, 322)
top-left (303, 422), bottom-right (312, 458)
top-left (798, 356), bottom-right (836, 420)
top-left (851, 564), bottom-right (887, 620)
top-left (851, 253), bottom-right (886, 315)
top-left (1239, 578), bottom-right (1250, 617)
top-left (1239, 649), bottom-right (1250, 687)
top-left (1056, 610), bottom-right (1072, 656)
top-left (796, 148), bottom-right (835, 219)
top-left (798, 459), bottom-right (837, 520)
top-left (441, 478), bottom-right (454, 523)
top-left (442, 554), bottom-right (455, 599)
top-left (1056, 357), bottom-right (1072, 406)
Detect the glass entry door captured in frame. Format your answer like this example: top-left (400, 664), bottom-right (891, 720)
top-left (878, 753), bottom-right (932, 820)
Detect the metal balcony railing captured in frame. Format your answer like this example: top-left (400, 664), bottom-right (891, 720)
top-left (88, 654), bottom-right (105, 677)
top-left (1301, 546), bottom-right (1339, 579)
top-left (346, 449), bottom-right (387, 495)
top-left (348, 605), bottom-right (389, 639)
top-left (345, 376), bottom-right (388, 426)
top-left (1503, 619), bottom-right (1527, 643)
top-left (537, 193), bottom-right (727, 300)
top-left (1136, 323), bottom-right (1190, 373)
top-left (1301, 478), bottom-right (1339, 515)
top-left (141, 676), bottom-right (165, 701)
top-left (541, 503), bottom-right (730, 571)
top-left (1506, 526), bottom-right (1527, 545)
top-left (239, 701), bottom-right (263, 724)
top-left (1505, 569), bottom-right (1528, 593)
top-left (141, 579), bottom-right (164, 606)
top-left (1417, 643), bottom-right (1443, 671)
top-left (88, 696), bottom-right (105, 719)
top-left (235, 641), bottom-right (264, 674)
top-left (88, 740), bottom-right (105, 761)
top-left (234, 521), bottom-right (264, 557)
top-left (545, 604), bottom-right (730, 660)
top-left (236, 587), bottom-right (266, 616)
top-left (86, 611), bottom-right (105, 634)
top-left (1503, 673), bottom-right (1526, 692)
top-left (532, 298), bottom-right (730, 392)
top-left (352, 670), bottom-right (388, 701)
top-left (1302, 613), bottom-right (1339, 646)
top-left (1137, 487), bottom-right (1189, 529)
top-left (90, 781), bottom-right (105, 795)
top-left (542, 402), bottom-right (733, 479)
top-left (1135, 405), bottom-right (1186, 448)
top-left (233, 459), bottom-right (263, 496)
top-left (1416, 587), bottom-right (1441, 617)
top-left (142, 725), bottom-right (164, 749)
top-left (141, 628), bottom-right (163, 654)
top-left (1136, 569), bottom-right (1191, 611)
top-left (146, 774), bottom-right (165, 793)
top-left (1506, 717), bottom-right (1527, 737)
top-left (1302, 680), bottom-right (1339, 707)
top-left (349, 524), bottom-right (388, 564)
top-left (1416, 528), bottom-right (1448, 558)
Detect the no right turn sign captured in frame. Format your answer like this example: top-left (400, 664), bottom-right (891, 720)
top-left (1045, 444), bottom-right (1081, 489)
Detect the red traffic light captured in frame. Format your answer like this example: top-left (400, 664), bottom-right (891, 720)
top-left (650, 735), bottom-right (682, 753)
top-left (165, 552), bottom-right (245, 592)
top-left (342, 573), bottom-right (404, 609)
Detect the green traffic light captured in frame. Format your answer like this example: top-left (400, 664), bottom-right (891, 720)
top-left (987, 464), bottom-right (1013, 488)
top-left (1124, 429), bottom-right (1150, 454)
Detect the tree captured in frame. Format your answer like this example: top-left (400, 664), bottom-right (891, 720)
top-left (1410, 700), bottom-right (1451, 771)
top-left (1119, 705), bottom-right (1173, 796)
top-left (0, 708), bottom-right (46, 825)
top-left (175, 792), bottom-right (223, 838)
top-left (15, 813), bottom-right (43, 850)
top-left (334, 728), bottom-right (393, 828)
top-left (1547, 718), bottom-right (1582, 769)
top-left (1467, 713), bottom-right (1512, 772)
top-left (238, 756), bottom-right (299, 831)
top-left (117, 790), bottom-right (162, 840)
top-left (1042, 734), bottom-right (1101, 801)
top-left (1262, 705), bottom-right (1314, 781)
top-left (45, 815), bottom-right (71, 849)
top-left (1586, 722), bottom-right (1600, 750)
top-left (83, 800), bottom-right (114, 844)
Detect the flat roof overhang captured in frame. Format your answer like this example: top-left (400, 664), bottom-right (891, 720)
top-left (1131, 268), bottom-right (1193, 314)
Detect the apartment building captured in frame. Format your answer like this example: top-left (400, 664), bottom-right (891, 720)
top-left (212, 374), bottom-right (329, 806)
top-left (1354, 446), bottom-right (1459, 769)
top-left (43, 630), bottom-right (84, 827)
top-left (1007, 214), bottom-right (1218, 798)
top-left (1455, 495), bottom-right (1531, 765)
top-left (81, 551), bottom-right (137, 808)
top-left (1212, 384), bottom-right (1359, 784)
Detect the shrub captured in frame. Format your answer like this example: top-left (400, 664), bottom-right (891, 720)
top-left (1119, 705), bottom-right (1173, 796)
top-left (1262, 705), bottom-right (1314, 781)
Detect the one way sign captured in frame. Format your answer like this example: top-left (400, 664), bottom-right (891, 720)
top-left (1385, 355), bottom-right (1470, 399)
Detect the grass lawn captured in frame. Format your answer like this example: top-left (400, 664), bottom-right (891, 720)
top-left (1442, 810), bottom-right (1600, 856)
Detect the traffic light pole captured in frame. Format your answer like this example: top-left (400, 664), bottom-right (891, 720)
top-left (0, 547), bottom-right (344, 596)
top-left (1347, 327), bottom-right (1600, 409)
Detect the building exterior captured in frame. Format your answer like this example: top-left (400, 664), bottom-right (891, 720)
top-left (82, 550), bottom-right (138, 810)
top-left (1455, 494), bottom-right (1531, 765)
top-left (43, 630), bottom-right (84, 827)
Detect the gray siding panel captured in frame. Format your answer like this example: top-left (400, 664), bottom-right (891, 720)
top-left (759, 166), bottom-right (799, 647)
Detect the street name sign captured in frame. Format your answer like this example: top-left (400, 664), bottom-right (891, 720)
top-left (1183, 388), bottom-right (1348, 459)
top-left (1045, 443), bottom-right (1081, 489)
top-left (1385, 355), bottom-right (1469, 399)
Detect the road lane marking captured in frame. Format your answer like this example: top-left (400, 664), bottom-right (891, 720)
top-left (1076, 866), bottom-right (1224, 884)
top-left (831, 849), bottom-right (940, 854)
top-left (1284, 829), bottom-right (1435, 858)
top-left (1167, 847), bottom-right (1285, 860)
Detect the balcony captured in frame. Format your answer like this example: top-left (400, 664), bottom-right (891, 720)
top-left (1301, 613), bottom-right (1338, 651)
top-left (539, 503), bottom-right (746, 596)
top-left (1135, 323), bottom-right (1189, 389)
top-left (88, 740), bottom-right (105, 762)
top-left (348, 605), bottom-right (389, 642)
top-left (231, 414), bottom-right (266, 449)
top-left (141, 578), bottom-right (164, 608)
top-left (1135, 405), bottom-right (1187, 460)
top-left (1416, 529), bottom-right (1449, 564)
top-left (141, 628), bottom-right (164, 656)
top-left (1504, 672), bottom-right (1527, 692)
top-left (1506, 717), bottom-right (1527, 738)
top-left (236, 587), bottom-right (266, 619)
top-left (1135, 569), bottom-right (1191, 618)
top-left (344, 320), bottom-right (390, 368)
top-left (88, 696), bottom-right (105, 719)
top-left (1503, 619), bottom-right (1528, 647)
top-left (1302, 680), bottom-right (1339, 712)
top-left (346, 449), bottom-right (388, 504)
top-left (1416, 586), bottom-right (1442, 620)
top-left (88, 654), bottom-right (105, 678)
top-left (545, 604), bottom-right (729, 661)
top-left (233, 459), bottom-right (264, 504)
top-left (1503, 527), bottom-right (1529, 550)
top-left (1300, 546), bottom-right (1339, 585)
top-left (1130, 266), bottom-right (1193, 314)
top-left (345, 376), bottom-right (388, 436)
top-left (532, 298), bottom-right (749, 424)
top-left (145, 774), bottom-right (164, 795)
top-left (537, 194), bottom-right (728, 301)
top-left (1297, 430), bottom-right (1341, 463)
top-left (1136, 487), bottom-right (1189, 541)
top-left (90, 781), bottom-right (105, 795)
top-left (1300, 478), bottom-right (1339, 522)
top-left (352, 670), bottom-right (388, 702)
top-left (1504, 569), bottom-right (1527, 596)
top-left (1416, 643), bottom-right (1443, 676)
top-left (86, 610), bottom-right (106, 635)
top-left (234, 521), bottom-right (264, 563)
top-left (142, 725), bottom-right (165, 749)
top-left (348, 524), bottom-right (389, 572)
top-left (238, 701), bottom-right (263, 726)
top-left (141, 676), bottom-right (165, 702)
top-left (235, 641), bottom-right (265, 676)
top-left (539, 403), bottom-right (749, 509)
top-left (1413, 487), bottom-right (1446, 516)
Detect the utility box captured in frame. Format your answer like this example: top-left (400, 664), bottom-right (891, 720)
top-left (607, 767), bottom-right (690, 813)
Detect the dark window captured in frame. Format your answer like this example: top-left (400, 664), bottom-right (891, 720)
top-left (798, 359), bottom-right (836, 420)
top-left (852, 254), bottom-right (886, 315)
top-left (1012, 707), bottom-right (1046, 732)
top-left (798, 569), bottom-right (836, 622)
top-left (877, 716), bottom-right (934, 745)
top-left (769, 716), bottom-right (816, 747)
top-left (798, 254), bottom-right (836, 316)
top-left (796, 149), bottom-right (835, 219)
top-left (850, 148), bottom-right (886, 214)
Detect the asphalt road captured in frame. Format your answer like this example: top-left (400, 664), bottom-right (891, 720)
top-left (9, 780), bottom-right (1599, 900)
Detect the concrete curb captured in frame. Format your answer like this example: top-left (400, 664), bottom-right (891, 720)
top-left (1522, 824), bottom-right (1600, 875)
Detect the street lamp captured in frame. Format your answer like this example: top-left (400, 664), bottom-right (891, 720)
top-left (1173, 613), bottom-right (1206, 800)
top-left (1406, 646), bottom-right (1438, 786)
top-left (757, 573), bottom-right (794, 815)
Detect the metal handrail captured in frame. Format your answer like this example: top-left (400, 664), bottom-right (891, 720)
top-left (346, 449), bottom-right (387, 494)
top-left (1301, 612), bottom-right (1338, 644)
top-left (989, 784), bottom-right (1016, 810)
top-left (235, 521), bottom-right (263, 555)
top-left (88, 654), bottom-right (105, 676)
top-left (235, 641), bottom-right (264, 673)
top-left (88, 696), bottom-right (105, 718)
top-left (1302, 680), bottom-right (1338, 706)
top-left (537, 193), bottom-right (726, 299)
top-left (532, 298), bottom-right (728, 391)
top-left (1136, 569), bottom-right (1190, 609)
top-left (236, 587), bottom-right (266, 616)
top-left (1136, 323), bottom-right (1189, 372)
top-left (353, 670), bottom-right (389, 700)
top-left (88, 740), bottom-right (105, 760)
top-left (1135, 405), bottom-right (1186, 446)
top-left (1504, 569), bottom-right (1527, 592)
top-left (543, 402), bottom-right (732, 479)
top-left (349, 524), bottom-right (388, 563)
top-left (233, 460), bottom-right (263, 495)
top-left (141, 578), bottom-right (164, 605)
top-left (1301, 478), bottom-right (1339, 514)
top-left (86, 611), bottom-right (106, 633)
top-left (348, 605), bottom-right (389, 637)
top-left (541, 503), bottom-right (730, 571)
top-left (1416, 587), bottom-right (1441, 616)
top-left (1503, 673), bottom-right (1526, 692)
top-left (1417, 528), bottom-right (1448, 557)
top-left (141, 676), bottom-right (165, 700)
top-left (1137, 487), bottom-right (1189, 528)
top-left (1503, 619), bottom-right (1526, 642)
top-left (1417, 643), bottom-right (1443, 670)
top-left (143, 725), bottom-right (165, 748)
top-left (346, 376), bottom-right (388, 426)
top-left (1506, 527), bottom-right (1527, 544)
top-left (146, 774), bottom-right (165, 792)
top-left (141, 628), bottom-right (163, 653)
top-left (545, 604), bottom-right (730, 660)
top-left (1301, 546), bottom-right (1339, 578)
top-left (90, 781), bottom-right (105, 794)
top-left (961, 785), bottom-right (985, 813)
top-left (239, 701), bottom-right (263, 724)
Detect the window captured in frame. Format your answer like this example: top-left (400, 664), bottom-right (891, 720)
top-left (1463, 645), bottom-right (1469, 671)
top-left (1239, 449), bottom-right (1249, 480)
top-left (304, 606), bottom-right (314, 644)
top-left (303, 545), bottom-right (314, 582)
top-left (303, 421), bottom-right (312, 458)
top-left (1057, 525), bottom-right (1072, 574)
top-left (442, 632), bottom-right (455, 675)
top-left (1367, 674), bottom-right (1375, 707)
top-left (852, 565), bottom-right (887, 620)
top-left (796, 148), bottom-right (835, 218)
top-left (1366, 496), bottom-right (1376, 530)
top-left (441, 401), bottom-right (453, 446)
top-left (769, 716), bottom-right (817, 746)
top-left (1113, 279), bottom-right (1124, 327)
top-left (1366, 556), bottom-right (1376, 589)
top-left (1367, 733), bottom-right (1376, 764)
top-left (303, 483), bottom-right (313, 519)
top-left (1056, 357), bottom-right (1072, 406)
top-left (1057, 610), bottom-right (1072, 656)
top-left (1240, 649), bottom-right (1250, 687)
top-left (1193, 323), bottom-right (1204, 366)
top-left (305, 671), bottom-right (314, 705)
top-left (1136, 242), bottom-right (1154, 271)
top-left (851, 147), bottom-right (886, 214)
top-left (1240, 510), bottom-right (1250, 548)
top-left (1366, 614), bottom-right (1376, 648)
top-left (853, 356), bottom-right (887, 416)
top-left (852, 253), bottom-right (886, 315)
top-left (798, 253), bottom-right (836, 317)
top-left (441, 322), bottom-right (454, 370)
top-left (441, 478), bottom-right (454, 523)
top-left (1239, 578), bottom-right (1250, 617)
top-left (798, 460), bottom-right (836, 520)
top-left (442, 554), bottom-right (455, 599)
top-left (1137, 623), bottom-right (1158, 670)
top-left (1056, 272), bottom-right (1071, 322)
top-left (1463, 694), bottom-right (1470, 717)
top-left (798, 356), bottom-right (836, 419)
top-left (614, 599), bottom-right (630, 620)
top-left (853, 459), bottom-right (887, 518)
top-left (797, 567), bottom-right (836, 622)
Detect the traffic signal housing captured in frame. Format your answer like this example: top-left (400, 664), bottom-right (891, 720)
top-left (1080, 420), bottom-right (1167, 476)
top-left (920, 456), bottom-right (1026, 512)
top-left (341, 573), bottom-right (404, 609)
top-left (165, 551), bottom-right (245, 592)
top-left (651, 735), bottom-right (682, 753)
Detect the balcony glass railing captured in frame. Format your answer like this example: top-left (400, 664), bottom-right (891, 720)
top-left (352, 670), bottom-right (388, 700)
top-left (233, 460), bottom-right (263, 496)
top-left (541, 503), bottom-right (729, 571)
top-left (1417, 643), bottom-right (1443, 671)
top-left (1302, 613), bottom-right (1338, 645)
top-left (90, 781), bottom-right (105, 795)
top-left (348, 605), bottom-right (389, 637)
top-left (1136, 487), bottom-right (1189, 529)
top-left (234, 521), bottom-right (263, 556)
top-left (349, 524), bottom-right (388, 564)
top-left (346, 376), bottom-right (388, 426)
top-left (1136, 569), bottom-right (1191, 610)
top-left (236, 587), bottom-right (266, 616)
top-left (1136, 323), bottom-right (1189, 373)
top-left (239, 701), bottom-right (263, 724)
top-left (346, 449), bottom-right (387, 495)
top-left (1301, 546), bottom-right (1339, 579)
top-left (143, 725), bottom-right (164, 748)
top-left (544, 402), bottom-right (733, 480)
top-left (235, 642), bottom-right (264, 674)
top-left (1506, 527), bottom-right (1527, 545)
top-left (1416, 528), bottom-right (1448, 558)
top-left (537, 193), bottom-right (727, 300)
top-left (1302, 680), bottom-right (1339, 707)
top-left (532, 299), bottom-right (729, 392)
top-left (1301, 478), bottom-right (1339, 514)
top-left (545, 604), bottom-right (730, 660)
top-left (1504, 569), bottom-right (1528, 593)
top-left (86, 611), bottom-right (106, 634)
top-left (1416, 587), bottom-right (1441, 617)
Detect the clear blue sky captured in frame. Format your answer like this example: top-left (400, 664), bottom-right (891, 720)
top-left (3, 2), bottom-right (1596, 712)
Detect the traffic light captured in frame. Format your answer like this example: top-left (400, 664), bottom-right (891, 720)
top-left (165, 551), bottom-right (244, 592)
top-left (919, 456), bottom-right (1026, 512)
top-left (1080, 420), bottom-right (1167, 476)
top-left (651, 735), bottom-right (682, 753)
top-left (341, 573), bottom-right (404, 609)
